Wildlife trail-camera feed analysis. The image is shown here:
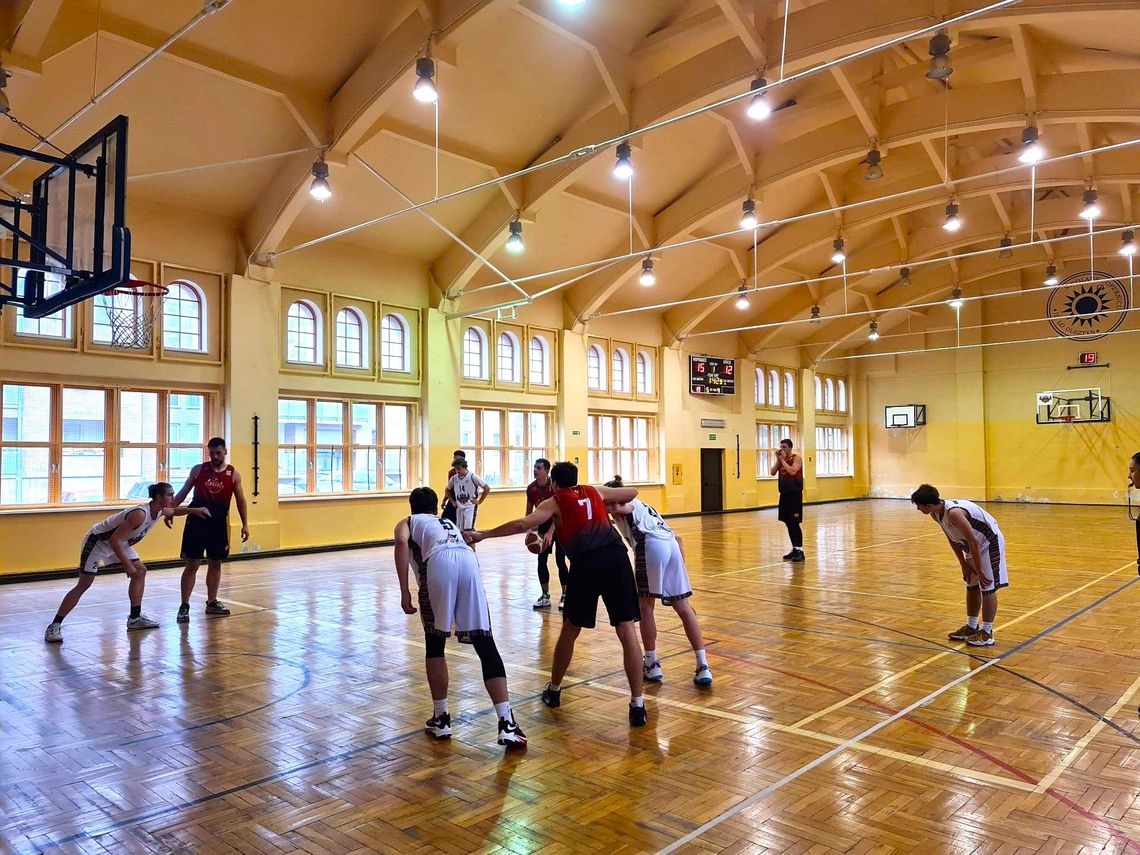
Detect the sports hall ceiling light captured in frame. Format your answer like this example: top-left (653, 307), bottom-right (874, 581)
top-left (639, 257), bottom-right (656, 286)
top-left (612, 142), bottom-right (633, 181)
top-left (999, 235), bottom-right (1013, 258)
top-left (942, 201), bottom-right (962, 232)
top-left (898, 266), bottom-right (912, 287)
top-left (413, 57), bottom-right (438, 104)
top-left (810, 304), bottom-right (821, 323)
top-left (505, 218), bottom-right (525, 254)
top-left (947, 286), bottom-right (964, 309)
top-left (1120, 229), bottom-right (1137, 256)
top-left (558, 0), bottom-right (586, 5)
top-left (1043, 264), bottom-right (1059, 286)
top-left (868, 320), bottom-right (880, 341)
top-left (830, 237), bottom-right (846, 264)
top-left (740, 198), bottom-right (758, 230)
top-left (1018, 124), bottom-right (1044, 164)
top-left (1079, 187), bottom-right (1101, 220)
top-left (926, 30), bottom-right (953, 80)
top-left (865, 146), bottom-right (883, 181)
top-left (746, 76), bottom-right (772, 121)
top-left (735, 283), bottom-right (750, 310)
top-left (309, 159), bottom-right (331, 201)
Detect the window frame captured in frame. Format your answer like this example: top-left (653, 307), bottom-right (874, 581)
top-left (755, 421), bottom-right (796, 480)
top-left (462, 327), bottom-right (489, 380)
top-left (496, 331), bottom-right (521, 385)
top-left (635, 350), bottom-right (653, 396)
top-left (381, 312), bottom-right (411, 373)
top-left (13, 270), bottom-right (73, 342)
top-left (334, 307), bottom-right (369, 370)
top-left (611, 347), bottom-right (631, 394)
top-left (587, 411), bottom-right (656, 484)
top-left (528, 335), bottom-right (551, 387)
top-left (815, 424), bottom-right (852, 476)
top-left (161, 281), bottom-right (208, 353)
top-left (285, 300), bottom-right (323, 366)
top-left (458, 406), bottom-right (551, 488)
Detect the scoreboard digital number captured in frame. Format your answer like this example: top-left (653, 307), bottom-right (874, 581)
top-left (1078, 351), bottom-right (1097, 365)
top-left (690, 355), bottom-right (736, 396)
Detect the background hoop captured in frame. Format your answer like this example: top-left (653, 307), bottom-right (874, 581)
top-left (103, 280), bottom-right (167, 350)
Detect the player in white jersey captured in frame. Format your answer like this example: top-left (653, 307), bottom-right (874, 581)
top-left (444, 457), bottom-right (489, 532)
top-left (911, 484), bottom-right (1009, 647)
top-left (43, 482), bottom-right (211, 643)
top-left (605, 478), bottom-right (713, 686)
top-left (394, 486), bottom-right (526, 748)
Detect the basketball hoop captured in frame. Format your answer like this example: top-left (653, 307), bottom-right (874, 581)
top-left (1059, 414), bottom-right (1075, 423)
top-left (103, 280), bottom-right (167, 349)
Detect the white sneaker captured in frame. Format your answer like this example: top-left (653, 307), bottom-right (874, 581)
top-left (693, 664), bottom-right (714, 686)
top-left (126, 614), bottom-right (160, 632)
top-left (533, 593), bottom-right (552, 610)
top-left (643, 660), bottom-right (663, 682)
top-left (44, 622), bottom-right (63, 643)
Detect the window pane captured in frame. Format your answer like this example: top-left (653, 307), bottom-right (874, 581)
top-left (506, 450), bottom-right (526, 486)
top-left (315, 401), bottom-right (343, 445)
top-left (278, 447), bottom-right (308, 494)
top-left (279, 399), bottom-right (307, 444)
top-left (508, 411), bottom-right (525, 447)
top-left (169, 394), bottom-right (205, 444)
top-left (120, 391), bottom-right (159, 443)
top-left (353, 448), bottom-right (377, 492)
top-left (1, 447), bottom-right (50, 504)
top-left (634, 418), bottom-right (647, 447)
top-left (600, 417), bottom-right (614, 447)
top-left (3, 385), bottom-right (51, 441)
top-left (120, 447), bottom-right (157, 498)
top-left (314, 448), bottom-right (343, 493)
top-left (481, 410), bottom-right (502, 447)
top-left (634, 451), bottom-right (648, 482)
top-left (61, 448), bottom-right (104, 502)
top-left (459, 409), bottom-right (477, 447)
top-left (529, 412), bottom-right (546, 446)
top-left (618, 417), bottom-right (632, 447)
top-left (383, 448), bottom-right (407, 491)
top-left (62, 388), bottom-right (105, 442)
top-left (168, 447), bottom-right (202, 485)
top-left (617, 450), bottom-right (632, 481)
top-left (352, 404), bottom-right (377, 445)
top-left (384, 405), bottom-right (409, 446)
top-left (758, 424), bottom-right (769, 451)
top-left (587, 416), bottom-right (596, 447)
top-left (480, 450), bottom-right (501, 486)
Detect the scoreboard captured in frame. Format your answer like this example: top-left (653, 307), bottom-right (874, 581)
top-left (689, 355), bottom-right (736, 395)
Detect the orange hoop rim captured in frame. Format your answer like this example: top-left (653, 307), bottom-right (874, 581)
top-left (106, 280), bottom-right (168, 297)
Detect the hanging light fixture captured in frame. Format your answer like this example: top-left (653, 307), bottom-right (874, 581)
top-left (926, 30), bottom-right (953, 80)
top-left (1043, 264), bottom-right (1059, 286)
top-left (865, 146), bottom-right (883, 181)
top-left (740, 198), bottom-right (758, 230)
top-left (413, 57), bottom-right (438, 103)
top-left (746, 76), bottom-right (772, 121)
top-left (505, 218), bottom-right (525, 253)
top-left (613, 142), bottom-right (633, 181)
top-left (1079, 187), bottom-right (1101, 220)
top-left (942, 201), bottom-right (962, 232)
top-left (948, 286), bottom-right (964, 309)
top-left (999, 235), bottom-right (1013, 259)
top-left (1018, 124), bottom-right (1044, 164)
top-left (830, 237), bottom-right (847, 264)
top-left (557, 0), bottom-right (586, 6)
top-left (868, 320), bottom-right (880, 341)
top-left (1119, 229), bottom-right (1137, 256)
top-left (735, 283), bottom-right (750, 310)
top-left (309, 158), bottom-right (331, 201)
top-left (639, 257), bottom-right (656, 286)
top-left (898, 266), bottom-right (912, 288)
top-left (810, 304), bottom-right (821, 323)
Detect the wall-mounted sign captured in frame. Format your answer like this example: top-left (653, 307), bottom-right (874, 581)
top-left (708, 433), bottom-right (717, 441)
top-left (571, 430), bottom-right (581, 436)
top-left (689, 355), bottom-right (736, 395)
top-left (672, 463), bottom-right (683, 485)
top-left (700, 418), bottom-right (727, 429)
top-left (1047, 271), bottom-right (1129, 341)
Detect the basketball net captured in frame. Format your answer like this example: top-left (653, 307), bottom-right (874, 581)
top-left (103, 281), bottom-right (167, 349)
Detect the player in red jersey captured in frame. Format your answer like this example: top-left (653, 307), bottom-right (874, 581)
top-left (526, 458), bottom-right (569, 610)
top-left (170, 437), bottom-right (249, 622)
top-left (466, 462), bottom-right (649, 726)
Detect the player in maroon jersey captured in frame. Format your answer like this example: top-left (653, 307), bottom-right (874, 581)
top-left (466, 462), bottom-right (649, 726)
top-left (526, 458), bottom-right (569, 610)
top-left (170, 437), bottom-right (249, 622)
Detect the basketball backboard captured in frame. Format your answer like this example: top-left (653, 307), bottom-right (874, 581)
top-left (0, 115), bottom-right (130, 319)
top-left (884, 403), bottom-right (926, 429)
top-left (1035, 388), bottom-right (1111, 424)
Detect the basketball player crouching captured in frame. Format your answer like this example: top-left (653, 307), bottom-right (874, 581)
top-left (911, 484), bottom-right (1009, 646)
top-left (393, 487), bottom-right (526, 748)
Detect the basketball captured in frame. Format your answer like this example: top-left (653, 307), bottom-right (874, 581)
top-left (524, 531), bottom-right (544, 554)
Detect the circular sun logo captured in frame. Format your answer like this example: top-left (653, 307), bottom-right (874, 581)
top-left (1046, 270), bottom-right (1129, 341)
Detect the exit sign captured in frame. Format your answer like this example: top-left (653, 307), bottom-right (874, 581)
top-left (1078, 351), bottom-right (1097, 365)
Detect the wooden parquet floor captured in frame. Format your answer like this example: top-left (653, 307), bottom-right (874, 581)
top-left (2, 499), bottom-right (1139, 854)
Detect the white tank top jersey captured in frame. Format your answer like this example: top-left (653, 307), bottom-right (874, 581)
top-left (937, 498), bottom-right (1004, 552)
top-left (447, 472), bottom-right (486, 506)
top-left (87, 503), bottom-right (160, 547)
top-left (408, 513), bottom-right (470, 564)
top-left (614, 498), bottom-right (674, 545)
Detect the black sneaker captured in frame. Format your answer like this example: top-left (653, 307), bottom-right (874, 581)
top-left (629, 703), bottom-right (647, 727)
top-left (497, 716), bottom-right (527, 748)
top-left (782, 549), bottom-right (798, 560)
top-left (541, 684), bottom-right (561, 708)
top-left (425, 712), bottom-right (451, 739)
top-left (791, 550), bottom-right (805, 563)
top-left (205, 600), bottom-right (231, 616)
top-left (176, 604), bottom-right (190, 624)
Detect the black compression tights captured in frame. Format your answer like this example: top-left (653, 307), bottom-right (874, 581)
top-left (537, 541), bottom-right (569, 590)
top-left (424, 632), bottom-right (506, 681)
top-left (784, 519), bottom-right (803, 549)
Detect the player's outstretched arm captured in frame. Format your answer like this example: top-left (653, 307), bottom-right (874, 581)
top-left (467, 499), bottom-right (556, 544)
top-left (393, 519), bottom-right (416, 615)
top-left (597, 485), bottom-right (638, 504)
top-left (165, 506), bottom-right (210, 519)
top-left (165, 465), bottom-right (201, 527)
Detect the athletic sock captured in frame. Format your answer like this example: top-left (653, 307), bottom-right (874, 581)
top-left (967, 616), bottom-right (979, 630)
top-left (982, 622), bottom-right (993, 634)
top-left (547, 682), bottom-right (561, 692)
top-left (129, 606), bottom-right (141, 620)
top-left (643, 650), bottom-right (657, 666)
top-left (630, 696), bottom-right (645, 708)
top-left (493, 701), bottom-right (511, 720)
top-left (53, 614), bottom-right (65, 625)
top-left (694, 649), bottom-right (708, 667)
top-left (433, 698), bottom-right (448, 717)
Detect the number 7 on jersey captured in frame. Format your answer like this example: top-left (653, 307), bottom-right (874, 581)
top-left (577, 498), bottom-right (593, 520)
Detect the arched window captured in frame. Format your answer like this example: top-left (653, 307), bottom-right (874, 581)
top-left (838, 379), bottom-right (847, 412)
top-left (286, 300), bottom-right (322, 364)
top-left (587, 344), bottom-right (606, 391)
top-left (767, 369), bottom-right (780, 407)
top-left (529, 336), bottom-right (550, 386)
top-left (783, 371), bottom-right (796, 409)
top-left (824, 378), bottom-right (836, 410)
top-left (755, 367), bottom-right (765, 405)
top-left (612, 348), bottom-right (630, 393)
top-left (15, 270), bottom-right (70, 339)
top-left (462, 327), bottom-right (488, 379)
top-left (814, 376), bottom-right (823, 411)
top-left (162, 281), bottom-right (206, 352)
top-left (335, 308), bottom-right (367, 368)
top-left (496, 332), bottom-right (520, 383)
top-left (636, 351), bottom-right (653, 395)
top-left (380, 313), bottom-right (410, 372)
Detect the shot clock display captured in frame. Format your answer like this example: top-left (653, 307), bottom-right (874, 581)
top-left (1078, 351), bottom-right (1097, 365)
top-left (690, 355), bottom-right (736, 395)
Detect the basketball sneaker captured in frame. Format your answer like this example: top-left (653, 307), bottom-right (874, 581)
top-left (44, 622), bottom-right (63, 643)
top-left (966, 629), bottom-right (995, 647)
top-left (643, 660), bottom-right (663, 682)
top-left (126, 614), bottom-right (159, 632)
top-left (205, 600), bottom-right (231, 616)
top-left (790, 549), bottom-right (805, 563)
top-left (176, 605), bottom-right (190, 624)
top-left (782, 549), bottom-right (798, 560)
top-left (558, 593), bottom-right (565, 611)
top-left (628, 703), bottom-right (647, 727)
top-left (947, 624), bottom-right (975, 641)
top-left (425, 713), bottom-right (452, 739)
top-left (693, 665), bottom-right (714, 686)
top-left (541, 684), bottom-right (562, 708)
top-left (533, 593), bottom-right (551, 610)
top-left (497, 716), bottom-right (527, 748)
